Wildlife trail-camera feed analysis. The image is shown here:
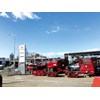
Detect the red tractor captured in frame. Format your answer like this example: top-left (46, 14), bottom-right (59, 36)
top-left (64, 51), bottom-right (100, 78)
top-left (26, 59), bottom-right (48, 76)
top-left (47, 58), bottom-right (69, 77)
top-left (32, 62), bottom-right (47, 76)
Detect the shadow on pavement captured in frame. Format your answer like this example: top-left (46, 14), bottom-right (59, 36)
top-left (3, 81), bottom-right (25, 84)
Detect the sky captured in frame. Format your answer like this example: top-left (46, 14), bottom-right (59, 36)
top-left (0, 12), bottom-right (100, 58)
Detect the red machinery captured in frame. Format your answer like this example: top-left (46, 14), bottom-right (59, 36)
top-left (64, 51), bottom-right (100, 78)
top-left (28, 50), bottom-right (100, 78)
top-left (47, 58), bottom-right (69, 77)
top-left (32, 62), bottom-right (47, 76)
top-left (28, 57), bottom-right (69, 77)
top-left (26, 64), bottom-right (34, 74)
top-left (26, 58), bottom-right (48, 76)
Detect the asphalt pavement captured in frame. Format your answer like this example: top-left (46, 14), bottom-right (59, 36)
top-left (2, 75), bottom-right (94, 87)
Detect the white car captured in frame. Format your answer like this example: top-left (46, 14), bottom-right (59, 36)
top-left (0, 65), bottom-right (4, 70)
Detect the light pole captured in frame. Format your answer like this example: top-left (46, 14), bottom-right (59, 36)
top-left (9, 33), bottom-right (16, 69)
top-left (13, 34), bottom-right (15, 69)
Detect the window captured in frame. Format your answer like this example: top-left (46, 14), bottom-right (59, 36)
top-left (0, 61), bottom-right (2, 65)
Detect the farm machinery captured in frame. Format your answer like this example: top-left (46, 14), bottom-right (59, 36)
top-left (27, 50), bottom-right (100, 78)
top-left (32, 62), bottom-right (47, 76)
top-left (47, 58), bottom-right (69, 77)
top-left (64, 51), bottom-right (100, 78)
top-left (26, 58), bottom-right (69, 77)
top-left (26, 61), bottom-right (47, 76)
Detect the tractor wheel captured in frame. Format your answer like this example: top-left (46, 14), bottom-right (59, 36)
top-left (67, 71), bottom-right (79, 78)
top-left (88, 75), bottom-right (92, 77)
top-left (47, 68), bottom-right (53, 77)
top-left (47, 72), bottom-right (53, 77)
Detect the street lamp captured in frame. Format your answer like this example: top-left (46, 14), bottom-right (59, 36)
top-left (9, 33), bottom-right (16, 69)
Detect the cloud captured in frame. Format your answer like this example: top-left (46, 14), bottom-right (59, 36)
top-left (85, 48), bottom-right (100, 52)
top-left (12, 12), bottom-right (41, 20)
top-left (51, 26), bottom-right (62, 33)
top-left (0, 12), bottom-right (41, 21)
top-left (45, 31), bottom-right (50, 34)
top-left (0, 12), bottom-right (9, 18)
top-left (42, 51), bottom-right (68, 58)
top-left (43, 52), bottom-right (55, 57)
top-left (46, 25), bottom-right (63, 34)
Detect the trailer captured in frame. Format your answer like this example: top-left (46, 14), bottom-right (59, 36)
top-left (64, 51), bottom-right (100, 78)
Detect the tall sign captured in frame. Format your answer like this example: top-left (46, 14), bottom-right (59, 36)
top-left (18, 45), bottom-right (26, 74)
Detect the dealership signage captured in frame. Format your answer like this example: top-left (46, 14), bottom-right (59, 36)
top-left (18, 45), bottom-right (26, 74)
top-left (19, 45), bottom-right (26, 62)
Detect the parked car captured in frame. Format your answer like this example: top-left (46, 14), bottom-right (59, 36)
top-left (0, 65), bottom-right (4, 70)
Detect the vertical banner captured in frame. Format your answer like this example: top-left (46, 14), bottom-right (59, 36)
top-left (18, 45), bottom-right (26, 74)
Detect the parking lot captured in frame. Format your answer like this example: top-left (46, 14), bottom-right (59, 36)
top-left (2, 74), bottom-right (94, 87)
top-left (0, 67), bottom-right (94, 87)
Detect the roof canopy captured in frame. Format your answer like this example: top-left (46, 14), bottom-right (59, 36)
top-left (65, 51), bottom-right (100, 56)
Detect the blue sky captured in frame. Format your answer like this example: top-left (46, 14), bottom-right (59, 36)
top-left (0, 12), bottom-right (100, 58)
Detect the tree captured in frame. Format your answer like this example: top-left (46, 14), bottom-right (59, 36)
top-left (9, 53), bottom-right (14, 61)
top-left (35, 53), bottom-right (40, 57)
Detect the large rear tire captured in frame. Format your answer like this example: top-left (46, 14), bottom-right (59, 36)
top-left (47, 68), bottom-right (57, 77)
